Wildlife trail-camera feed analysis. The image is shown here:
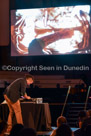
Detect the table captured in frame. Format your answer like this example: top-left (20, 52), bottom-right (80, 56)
top-left (0, 102), bottom-right (51, 131)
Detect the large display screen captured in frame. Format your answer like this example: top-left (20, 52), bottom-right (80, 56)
top-left (11, 5), bottom-right (91, 56)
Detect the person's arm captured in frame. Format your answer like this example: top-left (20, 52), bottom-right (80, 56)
top-left (20, 79), bottom-right (31, 99)
top-left (23, 93), bottom-right (31, 99)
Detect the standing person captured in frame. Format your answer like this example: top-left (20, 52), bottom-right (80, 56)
top-left (3, 74), bottom-right (34, 133)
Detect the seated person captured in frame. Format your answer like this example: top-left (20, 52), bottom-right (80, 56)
top-left (81, 109), bottom-right (91, 134)
top-left (74, 110), bottom-right (87, 136)
top-left (17, 128), bottom-right (36, 136)
top-left (9, 123), bottom-right (24, 136)
top-left (50, 116), bottom-right (67, 136)
top-left (85, 124), bottom-right (91, 136)
top-left (86, 109), bottom-right (91, 117)
top-left (56, 124), bottom-right (73, 136)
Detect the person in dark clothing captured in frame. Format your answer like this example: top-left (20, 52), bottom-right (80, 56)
top-left (74, 110), bottom-right (87, 136)
top-left (9, 124), bottom-right (24, 136)
top-left (56, 124), bottom-right (72, 136)
top-left (50, 116), bottom-right (67, 136)
top-left (17, 127), bottom-right (36, 136)
top-left (85, 124), bottom-right (91, 136)
top-left (4, 74), bottom-right (33, 133)
top-left (80, 110), bottom-right (91, 136)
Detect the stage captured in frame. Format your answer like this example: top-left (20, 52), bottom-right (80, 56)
top-left (0, 101), bottom-right (51, 131)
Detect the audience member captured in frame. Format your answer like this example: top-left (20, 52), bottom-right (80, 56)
top-left (86, 109), bottom-right (91, 117)
top-left (74, 110), bottom-right (87, 136)
top-left (17, 128), bottom-right (36, 136)
top-left (81, 109), bottom-right (91, 135)
top-left (50, 116), bottom-right (67, 136)
top-left (56, 124), bottom-right (73, 136)
top-left (85, 124), bottom-right (91, 136)
top-left (9, 123), bottom-right (24, 136)
top-left (78, 110), bottom-right (87, 128)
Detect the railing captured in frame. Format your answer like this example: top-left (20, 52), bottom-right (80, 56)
top-left (61, 86), bottom-right (71, 116)
top-left (84, 86), bottom-right (91, 110)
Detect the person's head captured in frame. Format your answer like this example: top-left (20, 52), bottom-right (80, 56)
top-left (0, 120), bottom-right (7, 136)
top-left (25, 74), bottom-right (34, 85)
top-left (78, 110), bottom-right (87, 128)
top-left (86, 109), bottom-right (91, 117)
top-left (17, 128), bottom-right (36, 136)
top-left (56, 116), bottom-right (67, 127)
top-left (56, 124), bottom-right (72, 136)
top-left (9, 124), bottom-right (24, 136)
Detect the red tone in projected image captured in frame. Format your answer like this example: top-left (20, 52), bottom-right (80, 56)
top-left (11, 6), bottom-right (91, 56)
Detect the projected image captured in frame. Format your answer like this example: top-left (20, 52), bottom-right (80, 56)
top-left (11, 5), bottom-right (91, 56)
